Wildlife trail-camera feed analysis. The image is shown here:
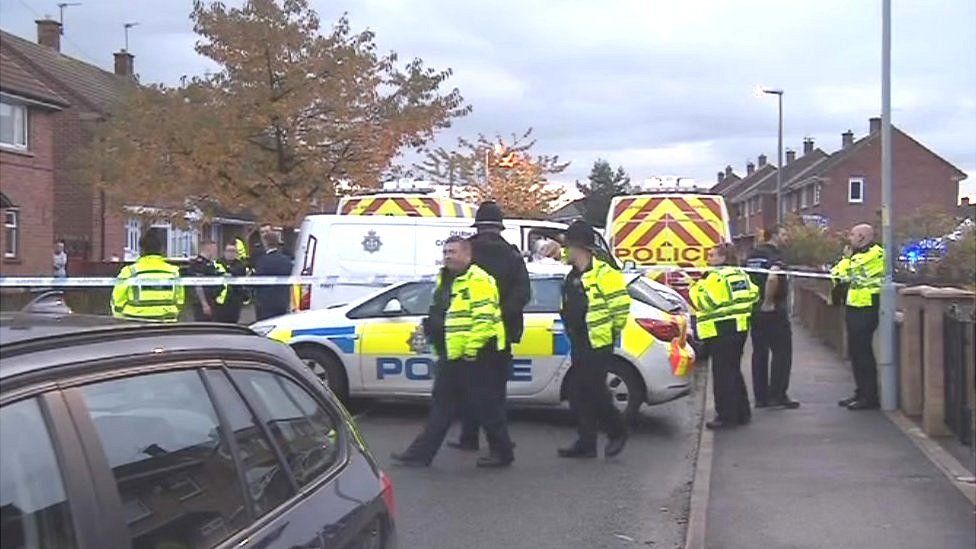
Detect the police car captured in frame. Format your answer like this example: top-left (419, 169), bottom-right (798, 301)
top-left (252, 266), bottom-right (695, 418)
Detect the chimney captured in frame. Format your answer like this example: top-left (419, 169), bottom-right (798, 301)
top-left (717, 171), bottom-right (725, 184)
top-left (114, 50), bottom-right (135, 78)
top-left (869, 116), bottom-right (881, 134)
top-left (842, 130), bottom-right (854, 148)
top-left (746, 161), bottom-right (755, 176)
top-left (36, 18), bottom-right (62, 52)
top-left (803, 137), bottom-right (815, 155)
top-left (758, 154), bottom-right (767, 167)
top-left (786, 148), bottom-right (796, 164)
top-left (725, 165), bottom-right (733, 178)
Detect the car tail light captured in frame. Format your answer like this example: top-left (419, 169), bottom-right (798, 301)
top-left (636, 318), bottom-right (680, 341)
top-left (299, 285), bottom-right (311, 311)
top-left (380, 470), bottom-right (396, 519)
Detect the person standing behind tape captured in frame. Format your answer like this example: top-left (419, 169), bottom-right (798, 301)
top-left (448, 201), bottom-right (530, 452)
top-left (746, 225), bottom-right (800, 410)
top-left (112, 232), bottom-right (184, 322)
top-left (216, 242), bottom-right (248, 323)
top-left (391, 236), bottom-right (515, 468)
top-left (831, 223), bottom-right (885, 410)
top-left (690, 243), bottom-right (760, 429)
top-left (558, 220), bottom-right (629, 458)
top-left (184, 240), bottom-right (226, 321)
top-left (253, 228), bottom-right (293, 321)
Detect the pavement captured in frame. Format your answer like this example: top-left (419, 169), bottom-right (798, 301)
top-left (351, 377), bottom-right (706, 549)
top-left (705, 324), bottom-right (976, 549)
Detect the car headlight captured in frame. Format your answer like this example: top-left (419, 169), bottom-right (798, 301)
top-left (251, 324), bottom-right (275, 337)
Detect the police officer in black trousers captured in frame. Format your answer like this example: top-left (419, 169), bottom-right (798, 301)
top-left (746, 225), bottom-right (800, 409)
top-left (448, 201), bottom-right (530, 452)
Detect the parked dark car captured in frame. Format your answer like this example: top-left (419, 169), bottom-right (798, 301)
top-left (0, 313), bottom-right (396, 549)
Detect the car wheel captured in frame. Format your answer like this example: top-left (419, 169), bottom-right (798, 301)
top-left (294, 344), bottom-right (349, 402)
top-left (607, 360), bottom-right (645, 422)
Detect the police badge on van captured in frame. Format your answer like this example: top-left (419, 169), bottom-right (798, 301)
top-left (362, 230), bottom-right (382, 253)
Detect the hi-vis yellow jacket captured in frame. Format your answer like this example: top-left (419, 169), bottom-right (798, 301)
top-left (112, 255), bottom-right (185, 322)
top-left (439, 264), bottom-right (506, 360)
top-left (689, 266), bottom-right (760, 339)
top-left (575, 259), bottom-right (632, 349)
top-left (830, 243), bottom-right (884, 308)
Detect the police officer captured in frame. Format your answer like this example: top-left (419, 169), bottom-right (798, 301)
top-left (391, 236), bottom-right (515, 468)
top-left (559, 220), bottom-right (629, 458)
top-left (184, 239), bottom-right (227, 321)
top-left (112, 232), bottom-right (185, 322)
top-left (690, 243), bottom-right (760, 429)
top-left (746, 225), bottom-right (800, 409)
top-left (831, 223), bottom-right (885, 410)
top-left (449, 201), bottom-right (531, 452)
top-left (216, 242), bottom-right (248, 323)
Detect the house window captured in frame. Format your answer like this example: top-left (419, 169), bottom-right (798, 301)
top-left (3, 209), bottom-right (18, 258)
top-left (169, 226), bottom-right (198, 258)
top-left (124, 218), bottom-right (142, 261)
top-left (0, 100), bottom-right (28, 149)
top-left (800, 187), bottom-right (809, 209)
top-left (848, 177), bottom-right (864, 203)
top-left (814, 183), bottom-right (822, 205)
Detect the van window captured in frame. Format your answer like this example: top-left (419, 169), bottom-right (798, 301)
top-left (348, 282), bottom-right (436, 319)
top-left (525, 278), bottom-right (563, 313)
top-left (0, 398), bottom-right (78, 549)
top-left (300, 235), bottom-right (317, 276)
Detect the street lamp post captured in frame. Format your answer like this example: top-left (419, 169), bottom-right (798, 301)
top-left (761, 88), bottom-right (785, 224)
top-left (879, 0), bottom-right (896, 411)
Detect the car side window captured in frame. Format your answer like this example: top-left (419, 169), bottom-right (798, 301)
top-left (347, 281), bottom-right (435, 319)
top-left (205, 370), bottom-right (294, 518)
top-left (526, 278), bottom-right (563, 313)
top-left (232, 370), bottom-right (341, 488)
top-left (77, 370), bottom-right (250, 549)
top-left (0, 398), bottom-right (78, 549)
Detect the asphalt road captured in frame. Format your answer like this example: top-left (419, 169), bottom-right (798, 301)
top-left (350, 372), bottom-right (705, 549)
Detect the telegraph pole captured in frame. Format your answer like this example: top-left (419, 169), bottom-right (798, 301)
top-left (879, 0), bottom-right (897, 411)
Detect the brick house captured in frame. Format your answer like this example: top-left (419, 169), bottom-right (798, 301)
top-left (719, 118), bottom-right (967, 249)
top-left (0, 48), bottom-right (68, 275)
top-left (0, 22), bottom-right (256, 274)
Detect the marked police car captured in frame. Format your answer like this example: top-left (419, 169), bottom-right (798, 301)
top-left (252, 266), bottom-right (695, 418)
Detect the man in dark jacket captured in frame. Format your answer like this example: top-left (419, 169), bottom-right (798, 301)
top-left (183, 240), bottom-right (222, 321)
top-left (448, 201), bottom-right (531, 452)
top-left (216, 242), bottom-right (249, 323)
top-left (253, 230), bottom-right (293, 321)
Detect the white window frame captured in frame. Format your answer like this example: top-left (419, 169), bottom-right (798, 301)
top-left (3, 208), bottom-right (18, 258)
top-left (124, 218), bottom-right (142, 261)
top-left (814, 182), bottom-right (822, 205)
top-left (0, 100), bottom-right (28, 150)
top-left (848, 177), bottom-right (864, 203)
top-left (800, 186), bottom-right (809, 209)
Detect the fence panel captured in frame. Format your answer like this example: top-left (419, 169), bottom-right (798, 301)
top-left (943, 304), bottom-right (975, 447)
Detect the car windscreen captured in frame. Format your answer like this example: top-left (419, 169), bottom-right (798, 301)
top-left (627, 278), bottom-right (686, 314)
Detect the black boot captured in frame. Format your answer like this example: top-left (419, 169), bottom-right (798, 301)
top-left (390, 452), bottom-right (429, 467)
top-left (558, 442), bottom-right (597, 458)
top-left (476, 455), bottom-right (514, 468)
top-left (605, 432), bottom-right (628, 458)
top-left (446, 440), bottom-right (479, 452)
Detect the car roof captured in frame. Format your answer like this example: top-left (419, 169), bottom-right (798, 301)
top-left (0, 314), bottom-right (294, 387)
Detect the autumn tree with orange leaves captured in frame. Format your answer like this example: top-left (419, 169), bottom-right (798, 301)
top-left (79, 0), bottom-right (469, 224)
top-left (415, 128), bottom-right (568, 218)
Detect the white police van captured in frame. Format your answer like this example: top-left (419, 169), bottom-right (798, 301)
top-left (291, 215), bottom-right (614, 310)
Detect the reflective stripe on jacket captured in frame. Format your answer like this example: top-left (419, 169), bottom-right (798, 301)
top-left (214, 260), bottom-right (229, 305)
top-left (576, 258), bottom-right (631, 349)
top-left (689, 266), bottom-right (760, 339)
top-left (830, 243), bottom-right (884, 308)
top-left (112, 255), bottom-right (185, 322)
top-left (438, 264), bottom-right (506, 360)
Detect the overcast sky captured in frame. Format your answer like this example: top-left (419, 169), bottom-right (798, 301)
top-left (2, 0), bottom-right (973, 198)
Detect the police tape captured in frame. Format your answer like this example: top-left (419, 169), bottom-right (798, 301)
top-left (0, 265), bottom-right (837, 288)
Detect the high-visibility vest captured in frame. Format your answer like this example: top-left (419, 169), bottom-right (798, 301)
top-left (437, 264), bottom-right (506, 360)
top-left (112, 255), bottom-right (185, 322)
top-left (213, 260), bottom-right (230, 305)
top-left (235, 237), bottom-right (248, 263)
top-left (689, 266), bottom-right (760, 340)
top-left (830, 244), bottom-right (884, 308)
top-left (571, 258), bottom-right (632, 349)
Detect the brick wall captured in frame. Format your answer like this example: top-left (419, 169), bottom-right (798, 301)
top-left (0, 107), bottom-right (56, 275)
top-left (50, 109), bottom-right (97, 261)
top-left (800, 130), bottom-right (960, 230)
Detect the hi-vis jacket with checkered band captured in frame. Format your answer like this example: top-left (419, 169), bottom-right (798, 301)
top-left (111, 255), bottom-right (185, 322)
top-left (830, 243), bottom-right (885, 308)
top-left (571, 259), bottom-right (632, 349)
top-left (689, 267), bottom-right (760, 340)
top-left (438, 264), bottom-right (506, 361)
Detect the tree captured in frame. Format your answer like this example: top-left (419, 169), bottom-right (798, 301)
top-left (576, 159), bottom-right (630, 227)
top-left (416, 128), bottom-right (569, 218)
top-left (781, 215), bottom-right (845, 267)
top-left (895, 204), bottom-right (958, 246)
top-left (79, 0), bottom-right (470, 224)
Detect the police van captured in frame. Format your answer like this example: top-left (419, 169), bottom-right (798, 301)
top-left (254, 264), bottom-right (694, 419)
top-left (291, 215), bottom-right (615, 310)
